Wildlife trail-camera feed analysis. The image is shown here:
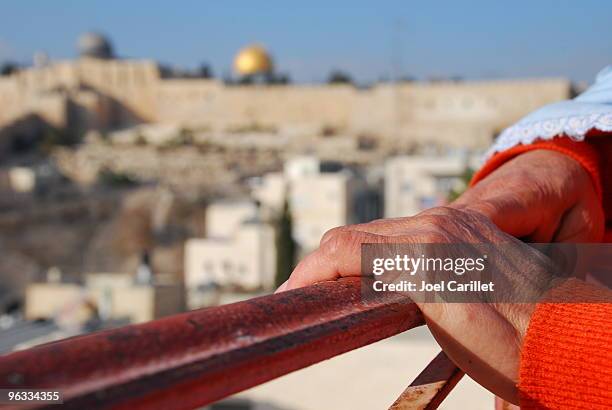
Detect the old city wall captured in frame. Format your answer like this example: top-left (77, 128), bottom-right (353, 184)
top-left (0, 58), bottom-right (572, 148)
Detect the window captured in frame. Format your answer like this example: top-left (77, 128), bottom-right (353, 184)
top-left (238, 265), bottom-right (247, 276)
top-left (223, 260), bottom-right (233, 276)
top-left (203, 261), bottom-right (214, 276)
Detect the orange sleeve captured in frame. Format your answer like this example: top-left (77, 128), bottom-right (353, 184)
top-left (471, 137), bottom-right (603, 201)
top-left (519, 280), bottom-right (612, 409)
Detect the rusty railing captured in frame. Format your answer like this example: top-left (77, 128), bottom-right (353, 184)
top-left (0, 277), bottom-right (462, 409)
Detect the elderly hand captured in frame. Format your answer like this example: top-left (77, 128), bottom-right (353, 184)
top-left (278, 207), bottom-right (564, 405)
top-left (454, 149), bottom-right (604, 242)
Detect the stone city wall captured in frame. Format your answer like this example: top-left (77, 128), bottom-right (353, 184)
top-left (0, 58), bottom-right (572, 149)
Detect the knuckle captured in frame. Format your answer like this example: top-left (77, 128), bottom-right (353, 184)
top-left (466, 208), bottom-right (491, 224)
top-left (420, 206), bottom-right (455, 217)
top-left (420, 231), bottom-right (450, 244)
top-left (415, 207), bottom-right (477, 242)
top-left (415, 214), bottom-right (439, 226)
top-left (418, 213), bottom-right (450, 230)
top-left (320, 226), bottom-right (348, 245)
top-left (322, 230), bottom-right (362, 254)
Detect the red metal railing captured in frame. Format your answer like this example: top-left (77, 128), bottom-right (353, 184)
top-left (0, 278), bottom-right (460, 409)
top-left (389, 351), bottom-right (464, 409)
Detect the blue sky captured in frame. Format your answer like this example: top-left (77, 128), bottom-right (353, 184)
top-left (1, 1), bottom-right (611, 83)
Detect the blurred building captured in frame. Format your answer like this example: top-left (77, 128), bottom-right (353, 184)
top-left (249, 172), bottom-right (287, 218)
top-left (183, 157), bottom-right (367, 305)
top-left (77, 32), bottom-right (114, 60)
top-left (385, 154), bottom-right (480, 218)
top-left (0, 163), bottom-right (63, 193)
top-left (184, 207), bottom-right (276, 307)
top-left (250, 156), bottom-right (368, 253)
top-left (0, 34), bottom-right (572, 155)
top-left (285, 157), bottom-right (360, 252)
top-left (205, 200), bottom-right (259, 239)
top-left (24, 271), bottom-right (184, 325)
top-left (234, 44), bottom-right (274, 77)
top-left (5, 166), bottom-right (36, 192)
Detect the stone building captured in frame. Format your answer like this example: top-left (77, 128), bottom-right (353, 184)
top-left (0, 35), bottom-right (573, 153)
top-left (205, 200), bottom-right (260, 239)
top-left (384, 154), bottom-right (481, 218)
top-left (285, 157), bottom-right (360, 252)
top-left (251, 156), bottom-right (368, 253)
top-left (24, 272), bottom-right (184, 325)
top-left (184, 211), bottom-right (276, 305)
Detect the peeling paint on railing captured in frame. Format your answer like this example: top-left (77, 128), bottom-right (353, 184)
top-left (0, 277), bottom-right (424, 410)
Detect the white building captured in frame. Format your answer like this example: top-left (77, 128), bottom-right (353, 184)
top-left (8, 167), bottom-right (36, 192)
top-left (24, 272), bottom-right (184, 325)
top-left (185, 215), bottom-right (276, 307)
top-left (249, 156), bottom-right (365, 254)
top-left (284, 155), bottom-right (321, 180)
top-left (205, 200), bottom-right (259, 239)
top-left (290, 172), bottom-right (358, 253)
top-left (0, 163), bottom-right (62, 194)
top-left (385, 154), bottom-right (481, 218)
top-left (286, 157), bottom-right (359, 253)
top-left (249, 172), bottom-right (287, 218)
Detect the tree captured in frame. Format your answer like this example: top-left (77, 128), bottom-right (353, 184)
top-left (447, 167), bottom-right (475, 202)
top-left (198, 63), bottom-right (213, 79)
top-left (0, 62), bottom-right (18, 76)
top-left (272, 72), bottom-right (291, 84)
top-left (327, 70), bottom-right (353, 85)
top-left (274, 200), bottom-right (296, 287)
top-left (97, 168), bottom-right (138, 187)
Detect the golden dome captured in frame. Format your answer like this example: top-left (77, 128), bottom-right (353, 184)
top-left (233, 45), bottom-right (273, 76)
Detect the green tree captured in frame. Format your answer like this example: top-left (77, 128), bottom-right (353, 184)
top-left (0, 62), bottom-right (19, 76)
top-left (97, 168), bottom-right (137, 187)
top-left (198, 63), bottom-right (214, 79)
top-left (447, 168), bottom-right (475, 202)
top-left (275, 200), bottom-right (296, 287)
top-left (327, 70), bottom-right (353, 85)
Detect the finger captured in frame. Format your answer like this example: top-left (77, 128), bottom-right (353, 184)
top-left (454, 196), bottom-right (557, 241)
top-left (286, 230), bottom-right (391, 290)
top-left (553, 199), bottom-right (605, 242)
top-left (275, 279), bottom-right (289, 293)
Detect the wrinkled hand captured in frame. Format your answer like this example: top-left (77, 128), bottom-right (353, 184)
top-left (454, 149), bottom-right (604, 242)
top-left (278, 207), bottom-right (560, 405)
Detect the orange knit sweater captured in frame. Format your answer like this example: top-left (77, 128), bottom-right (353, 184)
top-left (471, 134), bottom-right (612, 409)
top-left (520, 287), bottom-right (612, 409)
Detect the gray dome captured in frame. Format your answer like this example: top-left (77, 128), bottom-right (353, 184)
top-left (77, 32), bottom-right (114, 59)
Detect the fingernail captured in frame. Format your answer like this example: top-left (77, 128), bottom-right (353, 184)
top-left (275, 280), bottom-right (289, 293)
